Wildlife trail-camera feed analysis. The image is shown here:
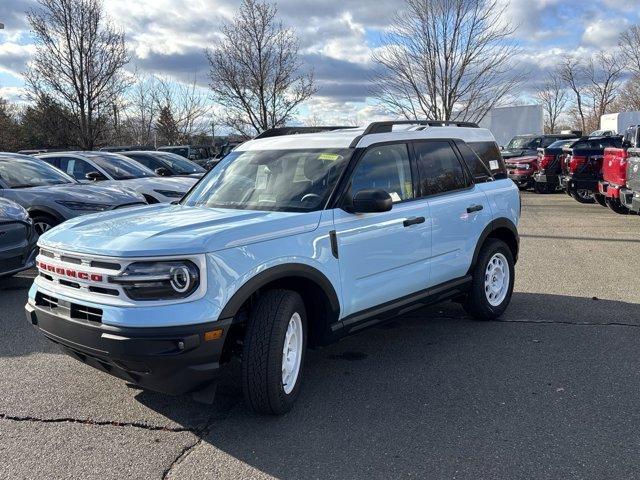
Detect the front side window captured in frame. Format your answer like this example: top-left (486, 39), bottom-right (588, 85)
top-left (349, 144), bottom-right (413, 203)
top-left (182, 149), bottom-right (352, 212)
top-left (84, 153), bottom-right (155, 180)
top-left (0, 159), bottom-right (75, 188)
top-left (414, 141), bottom-right (471, 196)
top-left (58, 157), bottom-right (96, 179)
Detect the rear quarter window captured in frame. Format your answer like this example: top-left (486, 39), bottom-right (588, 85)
top-left (467, 141), bottom-right (507, 180)
top-left (455, 142), bottom-right (493, 183)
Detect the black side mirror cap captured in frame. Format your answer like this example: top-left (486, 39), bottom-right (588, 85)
top-left (85, 171), bottom-right (106, 181)
top-left (349, 188), bottom-right (393, 214)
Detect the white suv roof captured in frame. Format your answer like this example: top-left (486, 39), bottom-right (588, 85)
top-left (237, 122), bottom-right (497, 151)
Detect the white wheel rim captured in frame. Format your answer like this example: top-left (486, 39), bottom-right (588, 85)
top-left (484, 253), bottom-right (510, 307)
top-left (34, 222), bottom-right (52, 235)
top-left (282, 312), bottom-right (303, 395)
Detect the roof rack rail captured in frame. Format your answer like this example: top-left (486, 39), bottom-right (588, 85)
top-left (361, 120), bottom-right (479, 135)
top-left (254, 126), bottom-right (355, 139)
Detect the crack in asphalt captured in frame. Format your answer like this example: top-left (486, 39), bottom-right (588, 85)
top-left (0, 413), bottom-right (195, 433)
top-left (495, 319), bottom-right (640, 327)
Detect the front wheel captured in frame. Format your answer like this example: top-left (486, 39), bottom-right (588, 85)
top-left (241, 289), bottom-right (307, 415)
top-left (570, 189), bottom-right (596, 204)
top-left (605, 197), bottom-right (629, 215)
top-left (31, 214), bottom-right (60, 236)
top-left (464, 239), bottom-right (515, 320)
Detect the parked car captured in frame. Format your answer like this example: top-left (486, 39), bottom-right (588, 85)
top-left (502, 133), bottom-right (579, 160)
top-left (26, 120), bottom-right (520, 415)
top-left (505, 155), bottom-right (538, 190)
top-left (121, 151), bottom-right (206, 178)
top-left (532, 138), bottom-right (579, 194)
top-left (0, 198), bottom-right (38, 278)
top-left (598, 126), bottom-right (640, 214)
top-left (0, 153), bottom-right (147, 234)
top-left (621, 147), bottom-right (640, 214)
top-left (37, 152), bottom-right (198, 204)
top-left (157, 145), bottom-right (215, 167)
top-left (560, 135), bottom-right (623, 204)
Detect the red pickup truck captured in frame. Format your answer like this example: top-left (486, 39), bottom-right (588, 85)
top-left (599, 125), bottom-right (640, 214)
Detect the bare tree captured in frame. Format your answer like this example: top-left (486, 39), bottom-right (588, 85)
top-left (25, 0), bottom-right (130, 149)
top-left (620, 25), bottom-right (640, 75)
top-left (120, 73), bottom-right (161, 146)
top-left (612, 75), bottom-right (640, 112)
top-left (537, 70), bottom-right (568, 133)
top-left (206, 0), bottom-right (316, 135)
top-left (371, 0), bottom-right (522, 123)
top-left (585, 51), bottom-right (624, 121)
top-left (156, 76), bottom-right (212, 142)
top-left (560, 56), bottom-right (588, 132)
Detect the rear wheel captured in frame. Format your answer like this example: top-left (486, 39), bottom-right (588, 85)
top-left (605, 197), bottom-right (629, 215)
top-left (31, 214), bottom-right (59, 236)
top-left (241, 289), bottom-right (307, 415)
top-left (570, 189), bottom-right (596, 204)
top-left (463, 239), bottom-right (515, 321)
top-left (594, 194), bottom-right (607, 207)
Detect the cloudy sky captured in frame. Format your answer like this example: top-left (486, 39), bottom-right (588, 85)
top-left (1, 0), bottom-right (639, 125)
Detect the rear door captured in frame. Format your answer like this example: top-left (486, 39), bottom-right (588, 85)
top-left (333, 142), bottom-right (431, 318)
top-left (414, 140), bottom-right (491, 286)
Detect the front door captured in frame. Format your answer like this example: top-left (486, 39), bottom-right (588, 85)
top-left (333, 142), bottom-right (431, 319)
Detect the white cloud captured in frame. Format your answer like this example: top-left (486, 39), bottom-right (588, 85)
top-left (582, 18), bottom-right (630, 47)
top-left (0, 42), bottom-right (36, 77)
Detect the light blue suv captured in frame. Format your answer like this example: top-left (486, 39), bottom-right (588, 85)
top-left (26, 121), bottom-right (520, 414)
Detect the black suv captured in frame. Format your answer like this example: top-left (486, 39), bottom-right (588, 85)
top-left (502, 134), bottom-right (579, 160)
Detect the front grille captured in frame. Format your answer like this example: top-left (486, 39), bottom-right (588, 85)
top-left (36, 292), bottom-right (58, 309)
top-left (35, 291), bottom-right (103, 323)
top-left (90, 260), bottom-right (121, 270)
top-left (70, 303), bottom-right (103, 323)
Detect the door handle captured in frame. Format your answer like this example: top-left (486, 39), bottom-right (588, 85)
top-left (466, 204), bottom-right (483, 213)
top-left (403, 216), bottom-right (425, 227)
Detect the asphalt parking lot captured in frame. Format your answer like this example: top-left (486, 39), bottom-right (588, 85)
top-left (1, 191), bottom-right (640, 480)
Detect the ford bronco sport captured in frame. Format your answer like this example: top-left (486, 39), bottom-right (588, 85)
top-left (25, 121), bottom-right (520, 414)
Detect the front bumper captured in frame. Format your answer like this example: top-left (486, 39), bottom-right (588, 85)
top-left (0, 221), bottom-right (38, 277)
top-left (620, 188), bottom-right (640, 213)
top-left (25, 300), bottom-right (235, 395)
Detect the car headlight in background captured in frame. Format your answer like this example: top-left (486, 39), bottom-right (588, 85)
top-left (153, 189), bottom-right (185, 198)
top-left (55, 200), bottom-right (113, 211)
top-left (109, 260), bottom-right (200, 300)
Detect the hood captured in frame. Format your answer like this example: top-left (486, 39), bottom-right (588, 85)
top-left (505, 156), bottom-right (537, 164)
top-left (39, 204), bottom-right (322, 257)
top-left (12, 183), bottom-right (145, 204)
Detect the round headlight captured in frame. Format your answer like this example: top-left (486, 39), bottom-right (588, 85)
top-left (170, 265), bottom-right (192, 293)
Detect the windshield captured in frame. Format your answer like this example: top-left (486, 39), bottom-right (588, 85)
top-left (85, 153), bottom-right (155, 180)
top-left (547, 139), bottom-right (576, 149)
top-left (0, 158), bottom-right (75, 188)
top-left (155, 152), bottom-right (206, 174)
top-left (182, 149), bottom-right (353, 212)
top-left (159, 147), bottom-right (189, 158)
top-left (506, 136), bottom-right (538, 149)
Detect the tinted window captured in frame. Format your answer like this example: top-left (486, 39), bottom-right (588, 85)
top-left (350, 144), bottom-right (413, 203)
top-left (58, 157), bottom-right (97, 180)
top-left (548, 139), bottom-right (576, 149)
top-left (414, 141), bottom-right (471, 196)
top-left (541, 137), bottom-right (560, 147)
top-left (468, 141), bottom-right (507, 179)
top-left (83, 153), bottom-right (155, 179)
top-left (456, 142), bottom-right (493, 183)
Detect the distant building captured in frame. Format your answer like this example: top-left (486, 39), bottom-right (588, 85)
top-left (478, 105), bottom-right (544, 147)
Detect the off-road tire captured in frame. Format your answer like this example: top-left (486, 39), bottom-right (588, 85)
top-left (241, 289), bottom-right (307, 415)
top-left (570, 189), bottom-right (596, 204)
top-left (594, 193), bottom-right (607, 207)
top-left (463, 239), bottom-right (515, 321)
top-left (605, 197), bottom-right (629, 215)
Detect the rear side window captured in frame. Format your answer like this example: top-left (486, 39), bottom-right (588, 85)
top-left (455, 142), bottom-right (493, 183)
top-left (467, 141), bottom-right (507, 179)
top-left (414, 141), bottom-right (471, 196)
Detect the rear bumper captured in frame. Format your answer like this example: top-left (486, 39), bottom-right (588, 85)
top-left (533, 173), bottom-right (559, 187)
top-left (620, 188), bottom-right (640, 213)
top-left (25, 301), bottom-right (235, 395)
top-left (598, 181), bottom-right (622, 198)
top-left (560, 176), bottom-right (598, 192)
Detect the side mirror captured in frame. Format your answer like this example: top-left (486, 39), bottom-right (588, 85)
top-left (85, 171), bottom-right (106, 181)
top-left (154, 167), bottom-right (171, 176)
top-left (349, 188), bottom-right (393, 214)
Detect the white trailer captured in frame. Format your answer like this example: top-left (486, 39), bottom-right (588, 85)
top-left (599, 112), bottom-right (640, 135)
top-left (478, 105), bottom-right (544, 147)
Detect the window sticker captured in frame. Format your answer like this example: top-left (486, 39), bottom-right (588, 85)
top-left (318, 153), bottom-right (340, 161)
top-left (389, 192), bottom-right (401, 202)
top-left (489, 160), bottom-right (499, 170)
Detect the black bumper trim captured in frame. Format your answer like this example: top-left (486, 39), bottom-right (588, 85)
top-left (25, 302), bottom-right (235, 395)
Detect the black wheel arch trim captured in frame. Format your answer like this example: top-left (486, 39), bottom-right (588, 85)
top-left (468, 218), bottom-right (519, 274)
top-left (218, 263), bottom-right (341, 320)
top-left (27, 206), bottom-right (65, 223)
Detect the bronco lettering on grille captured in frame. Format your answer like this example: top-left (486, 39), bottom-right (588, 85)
top-left (37, 261), bottom-right (103, 282)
